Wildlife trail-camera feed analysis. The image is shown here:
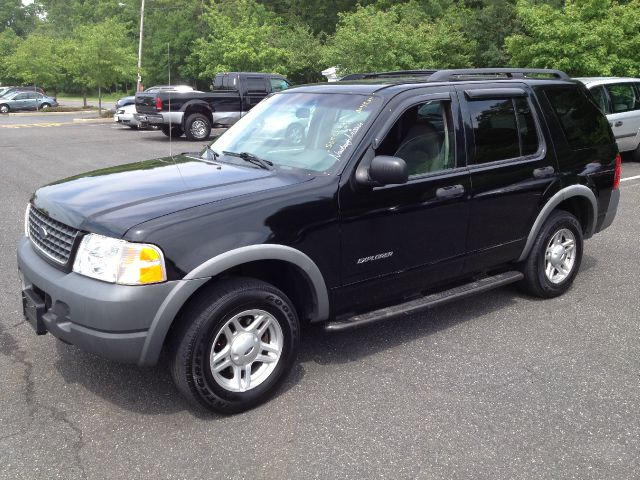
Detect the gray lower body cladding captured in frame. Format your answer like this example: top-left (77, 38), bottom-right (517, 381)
top-left (16, 237), bottom-right (207, 365)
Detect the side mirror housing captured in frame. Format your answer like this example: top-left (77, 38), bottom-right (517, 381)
top-left (358, 155), bottom-right (408, 187)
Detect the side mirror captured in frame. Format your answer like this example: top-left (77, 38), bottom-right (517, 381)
top-left (360, 155), bottom-right (408, 186)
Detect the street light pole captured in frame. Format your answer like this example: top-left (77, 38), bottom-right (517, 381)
top-left (136, 0), bottom-right (145, 92)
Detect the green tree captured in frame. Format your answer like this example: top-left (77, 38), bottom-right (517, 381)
top-left (0, 0), bottom-right (41, 36)
top-left (5, 30), bottom-right (69, 94)
top-left (187, 0), bottom-right (322, 84)
top-left (0, 28), bottom-right (21, 84)
top-left (506, 0), bottom-right (640, 76)
top-left (70, 19), bottom-right (137, 110)
top-left (322, 2), bottom-right (475, 75)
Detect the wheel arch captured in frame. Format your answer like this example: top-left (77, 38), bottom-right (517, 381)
top-left (181, 101), bottom-right (213, 128)
top-left (138, 245), bottom-right (329, 366)
top-left (517, 185), bottom-right (597, 262)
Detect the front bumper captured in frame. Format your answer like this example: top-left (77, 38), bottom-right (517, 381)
top-left (17, 237), bottom-right (178, 364)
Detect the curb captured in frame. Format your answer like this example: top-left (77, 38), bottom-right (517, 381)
top-left (5, 110), bottom-right (97, 116)
top-left (72, 117), bottom-right (115, 124)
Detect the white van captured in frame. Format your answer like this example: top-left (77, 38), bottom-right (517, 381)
top-left (577, 77), bottom-right (640, 161)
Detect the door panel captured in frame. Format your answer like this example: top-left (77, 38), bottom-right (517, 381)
top-left (336, 87), bottom-right (471, 314)
top-left (457, 83), bottom-right (559, 273)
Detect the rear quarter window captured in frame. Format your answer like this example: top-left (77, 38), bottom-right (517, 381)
top-left (544, 86), bottom-right (612, 150)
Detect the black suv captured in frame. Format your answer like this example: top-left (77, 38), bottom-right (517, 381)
top-left (17, 69), bottom-right (620, 413)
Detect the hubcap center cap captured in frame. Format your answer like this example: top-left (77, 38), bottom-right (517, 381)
top-left (550, 244), bottom-right (566, 267)
top-left (230, 333), bottom-right (259, 365)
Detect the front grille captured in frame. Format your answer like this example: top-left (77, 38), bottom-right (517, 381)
top-left (28, 206), bottom-right (79, 265)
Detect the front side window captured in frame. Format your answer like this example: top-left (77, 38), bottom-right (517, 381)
top-left (375, 100), bottom-right (455, 176)
top-left (606, 83), bottom-right (640, 113)
top-left (468, 97), bottom-right (539, 164)
top-left (270, 78), bottom-right (290, 92)
top-left (210, 92), bottom-right (381, 173)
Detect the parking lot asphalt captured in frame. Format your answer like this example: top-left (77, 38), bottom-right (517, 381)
top-left (1, 121), bottom-right (639, 480)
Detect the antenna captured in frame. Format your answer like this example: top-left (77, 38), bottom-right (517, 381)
top-left (168, 42), bottom-right (172, 157)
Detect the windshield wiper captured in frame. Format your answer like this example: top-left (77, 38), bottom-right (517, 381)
top-left (222, 151), bottom-right (273, 171)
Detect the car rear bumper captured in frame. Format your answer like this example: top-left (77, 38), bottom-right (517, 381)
top-left (598, 187), bottom-right (620, 232)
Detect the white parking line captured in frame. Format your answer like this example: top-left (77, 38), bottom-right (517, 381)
top-left (621, 174), bottom-right (640, 183)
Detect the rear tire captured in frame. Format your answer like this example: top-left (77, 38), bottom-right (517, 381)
top-left (184, 113), bottom-right (211, 141)
top-left (169, 277), bottom-right (300, 414)
top-left (633, 144), bottom-right (640, 163)
top-left (519, 210), bottom-right (583, 298)
top-left (161, 124), bottom-right (183, 138)
top-left (0, 104), bottom-right (9, 114)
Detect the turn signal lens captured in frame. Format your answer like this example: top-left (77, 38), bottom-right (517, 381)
top-left (613, 153), bottom-right (621, 190)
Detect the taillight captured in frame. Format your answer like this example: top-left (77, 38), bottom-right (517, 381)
top-left (155, 97), bottom-right (162, 110)
top-left (613, 153), bottom-right (621, 190)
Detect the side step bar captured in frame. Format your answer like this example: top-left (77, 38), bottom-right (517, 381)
top-left (324, 271), bottom-right (524, 332)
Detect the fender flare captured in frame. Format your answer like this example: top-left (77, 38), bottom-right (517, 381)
top-left (517, 185), bottom-right (597, 262)
top-left (138, 244), bottom-right (329, 366)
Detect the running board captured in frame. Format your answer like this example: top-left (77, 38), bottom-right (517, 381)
top-left (324, 271), bottom-right (524, 332)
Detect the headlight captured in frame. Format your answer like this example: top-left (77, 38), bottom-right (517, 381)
top-left (24, 204), bottom-right (31, 237)
top-left (73, 234), bottom-right (166, 285)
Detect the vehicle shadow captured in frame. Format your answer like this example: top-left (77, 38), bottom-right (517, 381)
top-left (52, 284), bottom-right (526, 418)
top-left (298, 285), bottom-right (522, 367)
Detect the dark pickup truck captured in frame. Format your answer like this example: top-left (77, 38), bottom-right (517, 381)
top-left (135, 72), bottom-right (291, 141)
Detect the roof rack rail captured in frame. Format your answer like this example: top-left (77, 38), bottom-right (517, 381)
top-left (338, 68), bottom-right (570, 83)
top-left (340, 70), bottom-right (437, 81)
top-left (428, 68), bottom-right (570, 81)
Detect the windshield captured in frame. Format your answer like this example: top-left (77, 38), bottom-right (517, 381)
top-left (208, 92), bottom-right (381, 173)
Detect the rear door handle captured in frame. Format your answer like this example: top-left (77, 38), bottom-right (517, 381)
top-left (533, 166), bottom-right (555, 179)
top-left (613, 120), bottom-right (623, 127)
top-left (436, 184), bottom-right (465, 199)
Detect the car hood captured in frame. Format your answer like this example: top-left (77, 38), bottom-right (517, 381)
top-left (31, 155), bottom-right (312, 237)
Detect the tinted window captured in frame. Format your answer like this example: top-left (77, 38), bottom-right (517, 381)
top-left (606, 83), bottom-right (640, 113)
top-left (469, 99), bottom-right (520, 163)
top-left (545, 86), bottom-right (612, 150)
top-left (515, 97), bottom-right (539, 156)
top-left (246, 77), bottom-right (266, 93)
top-left (376, 100), bottom-right (455, 176)
top-left (213, 75), bottom-right (223, 89)
top-left (270, 78), bottom-right (289, 92)
top-left (588, 85), bottom-right (610, 114)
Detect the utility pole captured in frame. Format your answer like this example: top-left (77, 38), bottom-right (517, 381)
top-left (136, 0), bottom-right (145, 92)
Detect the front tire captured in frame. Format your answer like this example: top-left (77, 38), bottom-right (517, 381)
top-left (184, 113), bottom-right (211, 141)
top-left (519, 210), bottom-right (583, 298)
top-left (40, 103), bottom-right (51, 110)
top-left (169, 277), bottom-right (300, 414)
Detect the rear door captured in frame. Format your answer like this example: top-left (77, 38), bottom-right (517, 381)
top-left (457, 83), bottom-right (559, 272)
top-left (603, 81), bottom-right (640, 152)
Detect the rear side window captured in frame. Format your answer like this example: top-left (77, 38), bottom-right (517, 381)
top-left (468, 97), bottom-right (540, 164)
top-left (246, 77), bottom-right (267, 93)
top-left (606, 83), bottom-right (640, 113)
top-left (545, 86), bottom-right (612, 150)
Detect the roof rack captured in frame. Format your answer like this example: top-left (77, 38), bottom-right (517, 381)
top-left (428, 68), bottom-right (570, 81)
top-left (338, 68), bottom-right (570, 82)
top-left (340, 70), bottom-right (436, 81)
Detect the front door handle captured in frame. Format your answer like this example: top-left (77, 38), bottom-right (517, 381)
top-left (533, 166), bottom-right (555, 179)
top-left (614, 120), bottom-right (623, 127)
top-left (436, 184), bottom-right (465, 199)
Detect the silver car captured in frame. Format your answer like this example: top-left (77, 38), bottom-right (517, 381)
top-left (0, 91), bottom-right (58, 113)
top-left (577, 77), bottom-right (640, 161)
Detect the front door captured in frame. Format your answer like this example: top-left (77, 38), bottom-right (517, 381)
top-left (335, 88), bottom-right (471, 315)
top-left (456, 83), bottom-right (559, 272)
